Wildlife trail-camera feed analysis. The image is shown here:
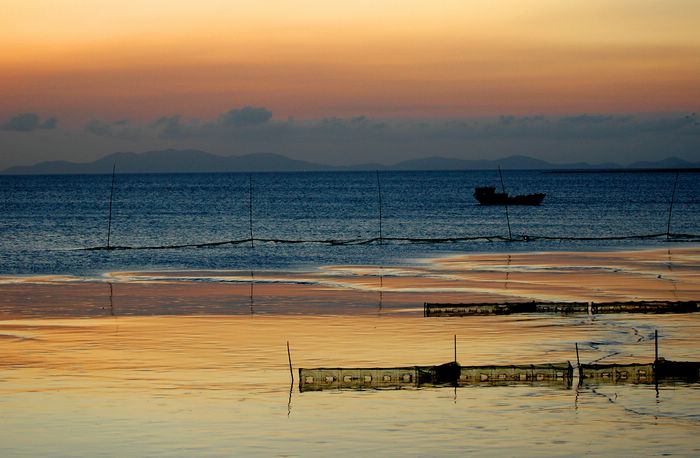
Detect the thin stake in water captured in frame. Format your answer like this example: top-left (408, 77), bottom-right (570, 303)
top-left (106, 163), bottom-right (116, 248)
top-left (454, 335), bottom-right (457, 363)
top-left (287, 341), bottom-right (294, 382)
top-left (575, 342), bottom-right (582, 378)
top-left (655, 329), bottom-right (659, 364)
top-left (376, 170), bottom-right (383, 245)
top-left (287, 344), bottom-right (294, 416)
top-left (666, 173), bottom-right (679, 239)
top-left (249, 273), bottom-right (254, 314)
top-left (654, 329), bottom-right (660, 396)
top-left (378, 267), bottom-right (384, 313)
top-left (498, 166), bottom-right (512, 241)
top-left (109, 282), bottom-right (114, 317)
top-left (248, 174), bottom-right (256, 313)
top-left (249, 174), bottom-right (254, 247)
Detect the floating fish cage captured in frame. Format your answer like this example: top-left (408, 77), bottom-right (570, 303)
top-left (299, 366), bottom-right (422, 391)
top-left (299, 362), bottom-right (573, 392)
top-left (424, 300), bottom-right (700, 317)
top-left (458, 363), bottom-right (572, 386)
top-left (580, 363), bottom-right (655, 384)
top-left (298, 360), bottom-right (700, 391)
top-left (580, 360), bottom-right (700, 385)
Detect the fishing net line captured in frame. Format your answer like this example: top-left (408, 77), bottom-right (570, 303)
top-left (79, 170), bottom-right (698, 251)
top-left (80, 232), bottom-right (699, 251)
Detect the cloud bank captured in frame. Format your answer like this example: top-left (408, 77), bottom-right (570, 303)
top-left (2, 113), bottom-right (57, 131)
top-left (1, 106), bottom-right (698, 169)
top-left (82, 106), bottom-right (699, 143)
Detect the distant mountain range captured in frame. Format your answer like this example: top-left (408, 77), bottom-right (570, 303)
top-left (2, 149), bottom-right (699, 174)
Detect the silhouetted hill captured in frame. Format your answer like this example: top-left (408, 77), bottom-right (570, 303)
top-left (392, 155), bottom-right (560, 170)
top-left (2, 150), bottom-right (334, 174)
top-left (628, 156), bottom-right (698, 169)
top-left (2, 149), bottom-right (698, 174)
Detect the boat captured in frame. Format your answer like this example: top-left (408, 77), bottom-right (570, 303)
top-left (473, 186), bottom-right (545, 205)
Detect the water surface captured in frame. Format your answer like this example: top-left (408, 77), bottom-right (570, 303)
top-left (2, 171), bottom-right (698, 275)
top-left (1, 314), bottom-right (699, 457)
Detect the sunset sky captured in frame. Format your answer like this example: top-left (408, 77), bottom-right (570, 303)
top-left (1, 0), bottom-right (699, 168)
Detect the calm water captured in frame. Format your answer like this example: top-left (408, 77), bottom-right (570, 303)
top-left (1, 314), bottom-right (699, 457)
top-left (1, 170), bottom-right (698, 276)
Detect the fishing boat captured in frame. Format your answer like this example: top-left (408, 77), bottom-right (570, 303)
top-left (473, 186), bottom-right (545, 205)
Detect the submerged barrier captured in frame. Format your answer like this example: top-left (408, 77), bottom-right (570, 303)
top-left (424, 300), bottom-right (700, 317)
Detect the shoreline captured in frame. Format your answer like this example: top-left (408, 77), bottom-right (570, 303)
top-left (1, 246), bottom-right (698, 318)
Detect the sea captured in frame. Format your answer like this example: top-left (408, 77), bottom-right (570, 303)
top-left (2, 170), bottom-right (700, 457)
top-left (1, 170), bottom-right (698, 276)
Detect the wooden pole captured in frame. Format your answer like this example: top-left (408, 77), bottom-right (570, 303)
top-left (248, 175), bottom-right (255, 313)
top-left (498, 166), bottom-right (512, 241)
top-left (454, 334), bottom-right (457, 363)
top-left (378, 269), bottom-right (383, 312)
top-left (575, 343), bottom-right (582, 378)
top-left (287, 341), bottom-right (294, 382)
top-left (106, 163), bottom-right (116, 248)
top-left (109, 282), bottom-right (114, 317)
top-left (654, 329), bottom-right (659, 364)
top-left (666, 173), bottom-right (679, 240)
top-left (376, 170), bottom-right (383, 245)
top-left (249, 174), bottom-right (254, 247)
top-left (249, 274), bottom-right (254, 314)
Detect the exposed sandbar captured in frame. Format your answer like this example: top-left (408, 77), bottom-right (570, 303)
top-left (0, 247), bottom-right (698, 317)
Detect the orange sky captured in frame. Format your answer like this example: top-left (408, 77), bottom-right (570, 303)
top-left (2, 0), bottom-right (700, 122)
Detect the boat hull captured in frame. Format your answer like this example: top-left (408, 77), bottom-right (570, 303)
top-left (473, 186), bottom-right (545, 205)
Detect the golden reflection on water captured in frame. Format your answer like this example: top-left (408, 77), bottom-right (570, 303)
top-left (1, 247), bottom-right (700, 455)
top-left (1, 314), bottom-right (700, 456)
top-left (2, 314), bottom-right (699, 387)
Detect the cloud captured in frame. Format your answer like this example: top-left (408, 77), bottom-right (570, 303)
top-left (81, 109), bottom-right (700, 148)
top-left (62, 109), bottom-right (699, 166)
top-left (636, 114), bottom-right (698, 133)
top-left (1, 113), bottom-right (57, 131)
top-left (2, 108), bottom-right (698, 169)
top-left (85, 119), bottom-right (115, 136)
top-left (130, 110), bottom-right (700, 149)
top-left (218, 106), bottom-right (272, 127)
top-left (561, 114), bottom-right (618, 124)
top-left (84, 119), bottom-right (143, 140)
top-left (470, 113), bottom-right (699, 140)
top-left (153, 115), bottom-right (188, 139)
top-left (39, 117), bottom-right (57, 129)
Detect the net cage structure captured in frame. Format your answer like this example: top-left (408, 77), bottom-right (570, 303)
top-left (298, 362), bottom-right (574, 391)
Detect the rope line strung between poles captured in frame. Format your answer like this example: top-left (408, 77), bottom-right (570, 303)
top-left (81, 168), bottom-right (697, 251)
top-left (78, 231), bottom-right (700, 251)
